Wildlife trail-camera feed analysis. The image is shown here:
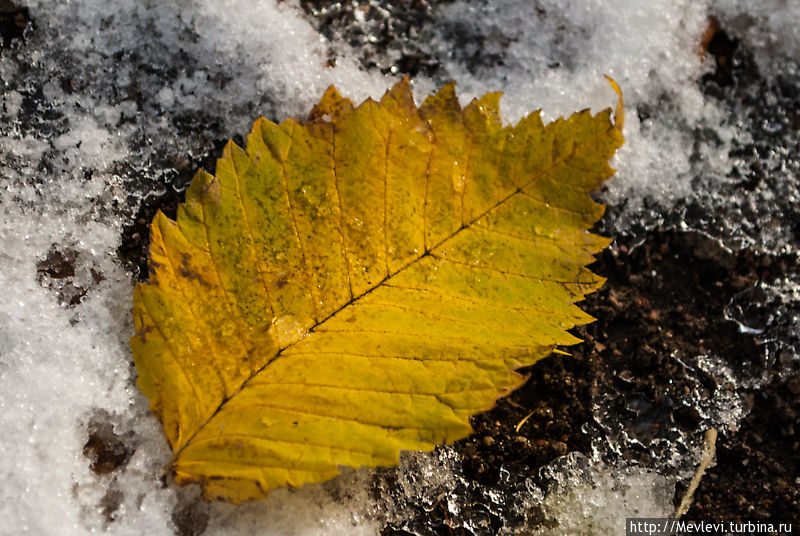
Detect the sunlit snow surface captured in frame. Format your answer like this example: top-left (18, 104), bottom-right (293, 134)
top-left (1, 0), bottom-right (799, 534)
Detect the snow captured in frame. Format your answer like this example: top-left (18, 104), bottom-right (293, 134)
top-left (529, 453), bottom-right (675, 535)
top-left (711, 0), bottom-right (800, 75)
top-left (0, 0), bottom-right (797, 534)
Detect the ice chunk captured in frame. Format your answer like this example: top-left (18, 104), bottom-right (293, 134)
top-left (528, 453), bottom-right (675, 535)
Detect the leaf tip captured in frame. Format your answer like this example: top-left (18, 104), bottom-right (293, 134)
top-left (383, 76), bottom-right (416, 109)
top-left (185, 168), bottom-right (220, 207)
top-left (465, 91), bottom-right (503, 126)
top-left (308, 84), bottom-right (354, 122)
top-left (604, 75), bottom-right (624, 132)
top-left (420, 81), bottom-right (461, 120)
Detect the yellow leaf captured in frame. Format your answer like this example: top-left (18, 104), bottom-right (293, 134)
top-left (131, 78), bottom-right (624, 503)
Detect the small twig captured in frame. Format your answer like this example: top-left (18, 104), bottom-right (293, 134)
top-left (675, 428), bottom-right (718, 519)
top-left (515, 411), bottom-right (535, 433)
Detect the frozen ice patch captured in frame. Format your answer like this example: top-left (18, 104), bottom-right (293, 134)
top-left (529, 453), bottom-right (675, 535)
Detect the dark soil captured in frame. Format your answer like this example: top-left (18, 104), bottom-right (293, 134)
top-left (0, 0), bottom-right (31, 48)
top-left (298, 0), bottom-right (451, 77)
top-left (83, 410), bottom-right (135, 475)
top-left (36, 245), bottom-right (105, 306)
top-left (686, 378), bottom-right (800, 520)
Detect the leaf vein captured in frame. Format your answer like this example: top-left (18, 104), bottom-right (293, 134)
top-left (421, 148), bottom-right (434, 252)
top-left (381, 283), bottom-right (539, 311)
top-left (195, 190), bottom-right (256, 365)
top-left (348, 301), bottom-right (527, 334)
top-left (249, 381), bottom-right (498, 397)
top-left (282, 350), bottom-right (514, 362)
top-left (459, 130), bottom-right (476, 227)
top-left (228, 151), bottom-right (276, 318)
top-left (310, 327), bottom-right (526, 344)
top-left (137, 295), bottom-right (203, 424)
top-left (155, 227), bottom-right (231, 394)
top-left (517, 190), bottom-right (591, 218)
top-left (183, 432), bottom-right (379, 458)
top-left (429, 252), bottom-right (582, 282)
top-left (329, 123), bottom-right (355, 300)
top-left (282, 124), bottom-right (320, 322)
